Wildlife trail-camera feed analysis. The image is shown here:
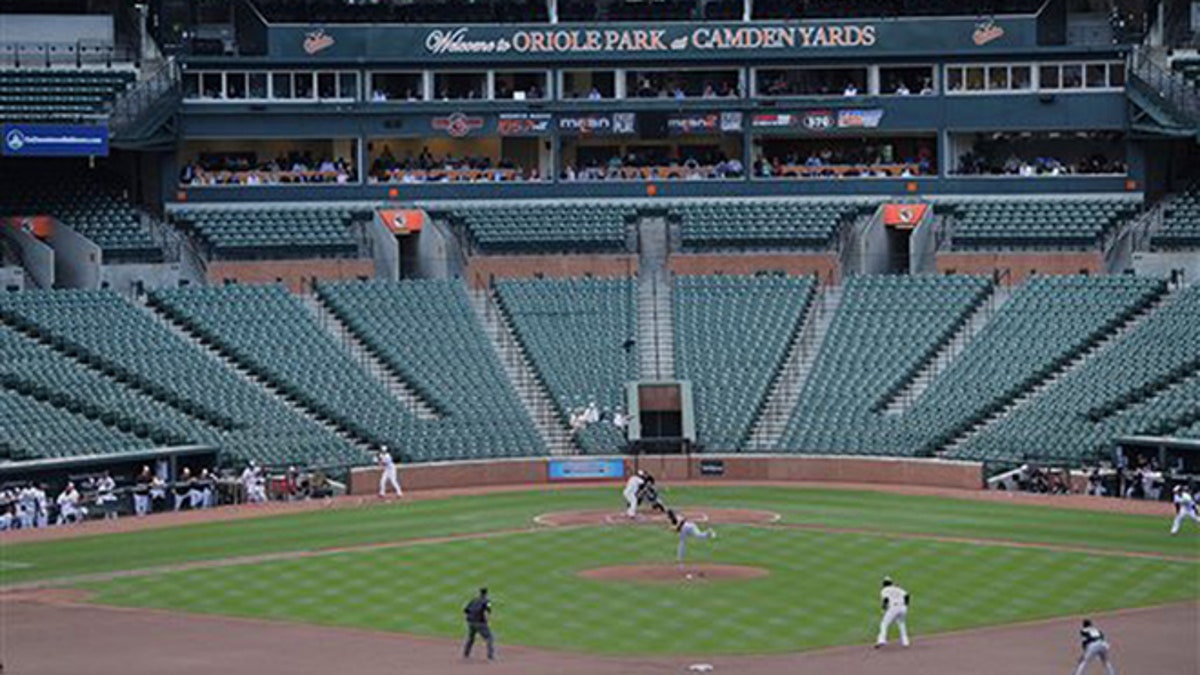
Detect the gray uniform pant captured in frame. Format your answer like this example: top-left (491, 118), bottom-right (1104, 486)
top-left (463, 622), bottom-right (494, 659)
top-left (1073, 641), bottom-right (1116, 675)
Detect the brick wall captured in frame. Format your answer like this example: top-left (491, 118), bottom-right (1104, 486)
top-left (936, 251), bottom-right (1105, 284)
top-left (668, 253), bottom-right (840, 285)
top-left (464, 254), bottom-right (638, 288)
top-left (206, 258), bottom-right (376, 293)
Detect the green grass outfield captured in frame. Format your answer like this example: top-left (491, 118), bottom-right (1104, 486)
top-left (3, 486), bottom-right (1198, 655)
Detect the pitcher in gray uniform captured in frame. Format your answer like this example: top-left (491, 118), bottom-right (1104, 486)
top-left (1072, 619), bottom-right (1116, 675)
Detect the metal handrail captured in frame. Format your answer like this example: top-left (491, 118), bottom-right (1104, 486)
top-left (110, 57), bottom-right (180, 133)
top-left (1128, 47), bottom-right (1200, 126)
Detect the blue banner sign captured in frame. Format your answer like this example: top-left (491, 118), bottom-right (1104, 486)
top-left (3, 124), bottom-right (109, 157)
top-left (548, 458), bottom-right (625, 480)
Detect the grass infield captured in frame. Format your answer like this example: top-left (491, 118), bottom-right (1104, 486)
top-left (3, 486), bottom-right (1198, 655)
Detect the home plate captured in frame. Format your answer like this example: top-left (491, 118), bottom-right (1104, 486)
top-left (688, 664), bottom-right (714, 672)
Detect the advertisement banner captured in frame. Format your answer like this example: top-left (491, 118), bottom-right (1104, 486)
top-left (3, 124), bottom-right (108, 157)
top-left (666, 112), bottom-right (743, 136)
top-left (498, 112), bottom-right (553, 136)
top-left (548, 458), bottom-right (625, 480)
top-left (558, 112), bottom-right (637, 136)
top-left (751, 109), bottom-right (886, 133)
top-left (699, 459), bottom-right (725, 476)
top-left (837, 109), bottom-right (885, 129)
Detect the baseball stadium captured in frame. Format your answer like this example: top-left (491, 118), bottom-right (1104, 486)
top-left (0, 0), bottom-right (1198, 673)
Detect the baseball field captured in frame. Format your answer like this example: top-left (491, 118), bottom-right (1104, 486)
top-left (2, 483), bottom-right (1198, 674)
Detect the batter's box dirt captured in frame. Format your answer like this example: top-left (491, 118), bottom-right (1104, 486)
top-left (533, 508), bottom-right (781, 527)
top-left (578, 563), bottom-right (770, 583)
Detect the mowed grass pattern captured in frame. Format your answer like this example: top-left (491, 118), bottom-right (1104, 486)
top-left (80, 524), bottom-right (1197, 655)
top-left (3, 486), bottom-right (1197, 587)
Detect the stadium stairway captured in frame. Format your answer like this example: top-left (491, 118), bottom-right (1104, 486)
top-left (938, 284), bottom-right (1176, 457)
top-left (881, 284), bottom-right (1013, 415)
top-left (468, 288), bottom-right (580, 456)
top-left (637, 215), bottom-right (675, 380)
top-left (140, 297), bottom-right (375, 457)
top-left (744, 285), bottom-right (840, 451)
top-left (299, 293), bottom-right (440, 420)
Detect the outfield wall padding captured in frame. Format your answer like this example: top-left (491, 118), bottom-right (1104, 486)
top-left (349, 455), bottom-right (982, 495)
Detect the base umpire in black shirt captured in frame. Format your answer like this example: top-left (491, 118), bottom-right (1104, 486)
top-left (462, 587), bottom-right (495, 660)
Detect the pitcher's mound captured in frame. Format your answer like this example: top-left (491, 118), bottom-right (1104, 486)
top-left (578, 564), bottom-right (769, 583)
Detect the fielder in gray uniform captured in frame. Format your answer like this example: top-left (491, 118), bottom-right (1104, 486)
top-left (1072, 619), bottom-right (1116, 675)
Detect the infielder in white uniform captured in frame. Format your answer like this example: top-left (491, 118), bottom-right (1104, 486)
top-left (378, 446), bottom-right (403, 498)
top-left (669, 510), bottom-right (716, 571)
top-left (1170, 485), bottom-right (1199, 535)
top-left (1072, 619), bottom-right (1116, 675)
top-left (623, 470), bottom-right (647, 518)
top-left (875, 576), bottom-right (911, 648)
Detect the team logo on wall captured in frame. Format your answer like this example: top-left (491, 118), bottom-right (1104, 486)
top-left (972, 19), bottom-right (1005, 46)
top-left (432, 112), bottom-right (485, 137)
top-left (302, 29), bottom-right (335, 55)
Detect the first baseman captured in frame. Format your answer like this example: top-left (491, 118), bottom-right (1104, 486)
top-left (1170, 485), bottom-right (1198, 535)
top-left (1072, 619), bottom-right (1116, 675)
top-left (875, 576), bottom-right (910, 648)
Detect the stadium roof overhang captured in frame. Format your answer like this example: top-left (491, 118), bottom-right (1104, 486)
top-left (0, 445), bottom-right (217, 476)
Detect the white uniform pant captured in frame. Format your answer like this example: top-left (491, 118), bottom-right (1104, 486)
top-left (56, 505), bottom-right (80, 525)
top-left (623, 489), bottom-right (639, 518)
top-left (134, 494), bottom-right (150, 516)
top-left (1073, 640), bottom-right (1116, 675)
top-left (877, 605), bottom-right (909, 646)
top-left (1170, 508), bottom-right (1199, 534)
top-left (379, 469), bottom-right (402, 496)
top-left (189, 489), bottom-right (205, 509)
top-left (173, 492), bottom-right (188, 511)
top-left (677, 522), bottom-right (711, 564)
top-left (18, 506), bottom-right (34, 529)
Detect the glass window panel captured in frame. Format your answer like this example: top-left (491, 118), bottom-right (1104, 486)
top-left (946, 67), bottom-right (964, 92)
top-left (1011, 65), bottom-right (1031, 90)
top-left (271, 72), bottom-right (292, 99)
top-left (988, 66), bottom-right (1010, 90)
top-left (965, 67), bottom-right (986, 91)
top-left (1039, 65), bottom-right (1060, 89)
top-left (248, 72), bottom-right (267, 98)
top-left (1086, 63), bottom-right (1107, 88)
top-left (200, 72), bottom-right (222, 99)
top-left (1062, 64), bottom-right (1083, 88)
top-left (1108, 62), bottom-right (1125, 87)
top-left (295, 72), bottom-right (314, 98)
top-left (183, 72), bottom-right (200, 98)
top-left (338, 72), bottom-right (357, 99)
top-left (226, 72), bottom-right (246, 99)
